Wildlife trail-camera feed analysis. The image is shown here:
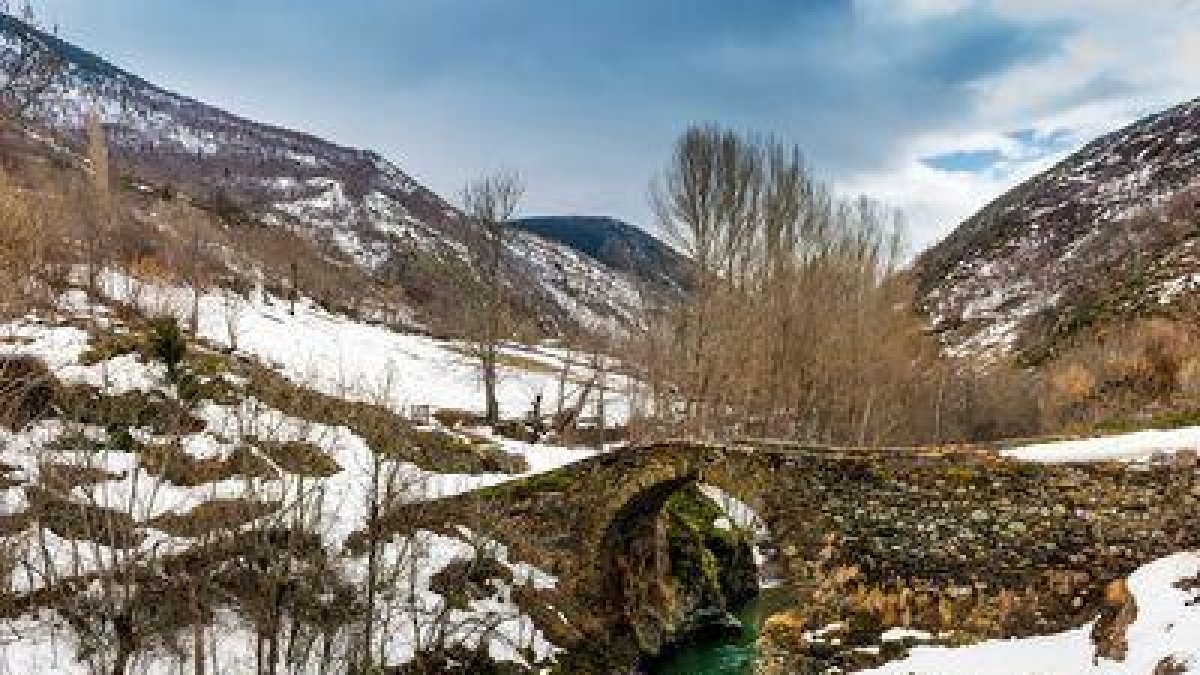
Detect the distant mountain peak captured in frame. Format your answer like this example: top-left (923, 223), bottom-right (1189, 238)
top-left (514, 215), bottom-right (691, 291)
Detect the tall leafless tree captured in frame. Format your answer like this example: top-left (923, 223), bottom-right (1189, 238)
top-left (85, 109), bottom-right (112, 302)
top-left (461, 170), bottom-right (524, 425)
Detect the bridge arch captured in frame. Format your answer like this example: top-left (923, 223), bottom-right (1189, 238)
top-left (578, 443), bottom-right (787, 655)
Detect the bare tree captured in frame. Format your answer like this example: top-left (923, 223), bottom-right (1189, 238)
top-left (461, 170), bottom-right (524, 426)
top-left (222, 284), bottom-right (245, 353)
top-left (85, 109), bottom-right (112, 302)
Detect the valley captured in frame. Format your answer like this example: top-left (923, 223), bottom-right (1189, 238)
top-left (3, 5), bottom-right (1200, 675)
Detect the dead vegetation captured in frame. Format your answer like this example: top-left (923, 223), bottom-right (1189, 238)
top-left (250, 438), bottom-right (341, 477)
top-left (627, 125), bottom-right (1045, 446)
top-left (1040, 317), bottom-right (1200, 431)
top-left (137, 442), bottom-right (277, 486)
top-left (0, 354), bottom-right (57, 429)
top-left (149, 499), bottom-right (281, 538)
top-left (26, 486), bottom-right (144, 549)
top-left (248, 367), bottom-right (527, 474)
top-left (38, 462), bottom-right (123, 492)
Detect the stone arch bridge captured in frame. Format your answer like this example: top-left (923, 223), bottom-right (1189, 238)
top-left (388, 441), bottom-right (1200, 670)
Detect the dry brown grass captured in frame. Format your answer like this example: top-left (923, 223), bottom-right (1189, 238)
top-left (0, 511), bottom-right (30, 536)
top-left (0, 355), bottom-right (58, 430)
top-left (38, 462), bottom-right (123, 492)
top-left (27, 487), bottom-right (143, 549)
top-left (1041, 318), bottom-right (1200, 428)
top-left (149, 499), bottom-right (281, 538)
top-left (250, 438), bottom-right (341, 478)
top-left (137, 443), bottom-right (277, 486)
top-left (56, 385), bottom-right (206, 435)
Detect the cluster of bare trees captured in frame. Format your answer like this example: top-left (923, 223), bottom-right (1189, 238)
top-left (628, 125), bottom-right (1041, 445)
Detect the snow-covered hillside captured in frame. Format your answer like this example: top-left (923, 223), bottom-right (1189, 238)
top-left (0, 270), bottom-right (637, 672)
top-left (0, 12), bottom-right (660, 335)
top-left (84, 269), bottom-right (633, 425)
top-left (917, 96), bottom-right (1200, 359)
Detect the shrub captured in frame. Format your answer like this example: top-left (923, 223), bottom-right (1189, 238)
top-left (1048, 363), bottom-right (1096, 404)
top-left (0, 355), bottom-right (58, 429)
top-left (148, 316), bottom-right (186, 382)
top-left (1178, 356), bottom-right (1200, 395)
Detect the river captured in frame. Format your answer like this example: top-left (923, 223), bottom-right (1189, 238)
top-left (645, 586), bottom-right (795, 674)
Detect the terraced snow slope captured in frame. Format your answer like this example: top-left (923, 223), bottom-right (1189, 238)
top-left (0, 278), bottom-right (626, 672)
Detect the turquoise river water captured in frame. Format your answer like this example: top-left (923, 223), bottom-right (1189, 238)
top-left (646, 587), bottom-right (794, 675)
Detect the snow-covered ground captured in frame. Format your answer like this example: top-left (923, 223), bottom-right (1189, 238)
top-left (1004, 427), bottom-right (1200, 463)
top-left (12, 272), bottom-right (1200, 673)
top-left (0, 277), bottom-right (623, 672)
top-left (864, 552), bottom-right (1200, 675)
top-left (94, 269), bottom-right (633, 426)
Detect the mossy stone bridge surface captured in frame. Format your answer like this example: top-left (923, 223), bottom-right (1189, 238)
top-left (391, 441), bottom-right (1200, 669)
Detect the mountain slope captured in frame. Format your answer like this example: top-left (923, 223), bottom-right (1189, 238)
top-left (514, 216), bottom-right (690, 291)
top-left (916, 96), bottom-right (1200, 361)
top-left (1, 13), bottom-right (652, 335)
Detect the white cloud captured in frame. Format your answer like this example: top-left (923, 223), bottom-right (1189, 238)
top-left (854, 0), bottom-right (972, 22)
top-left (852, 0), bottom-right (1200, 253)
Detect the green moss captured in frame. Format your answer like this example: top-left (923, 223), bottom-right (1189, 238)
top-left (476, 466), bottom-right (576, 500)
top-left (665, 488), bottom-right (723, 530)
top-left (661, 485), bottom-right (757, 613)
top-left (942, 466), bottom-right (984, 487)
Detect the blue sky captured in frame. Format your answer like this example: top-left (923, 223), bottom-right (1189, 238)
top-left (33, 0), bottom-right (1200, 251)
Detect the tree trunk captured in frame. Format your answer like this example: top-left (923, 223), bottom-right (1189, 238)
top-left (288, 260), bottom-right (299, 316)
top-left (112, 615), bottom-right (134, 675)
top-left (483, 342), bottom-right (499, 425)
top-left (192, 584), bottom-right (205, 675)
